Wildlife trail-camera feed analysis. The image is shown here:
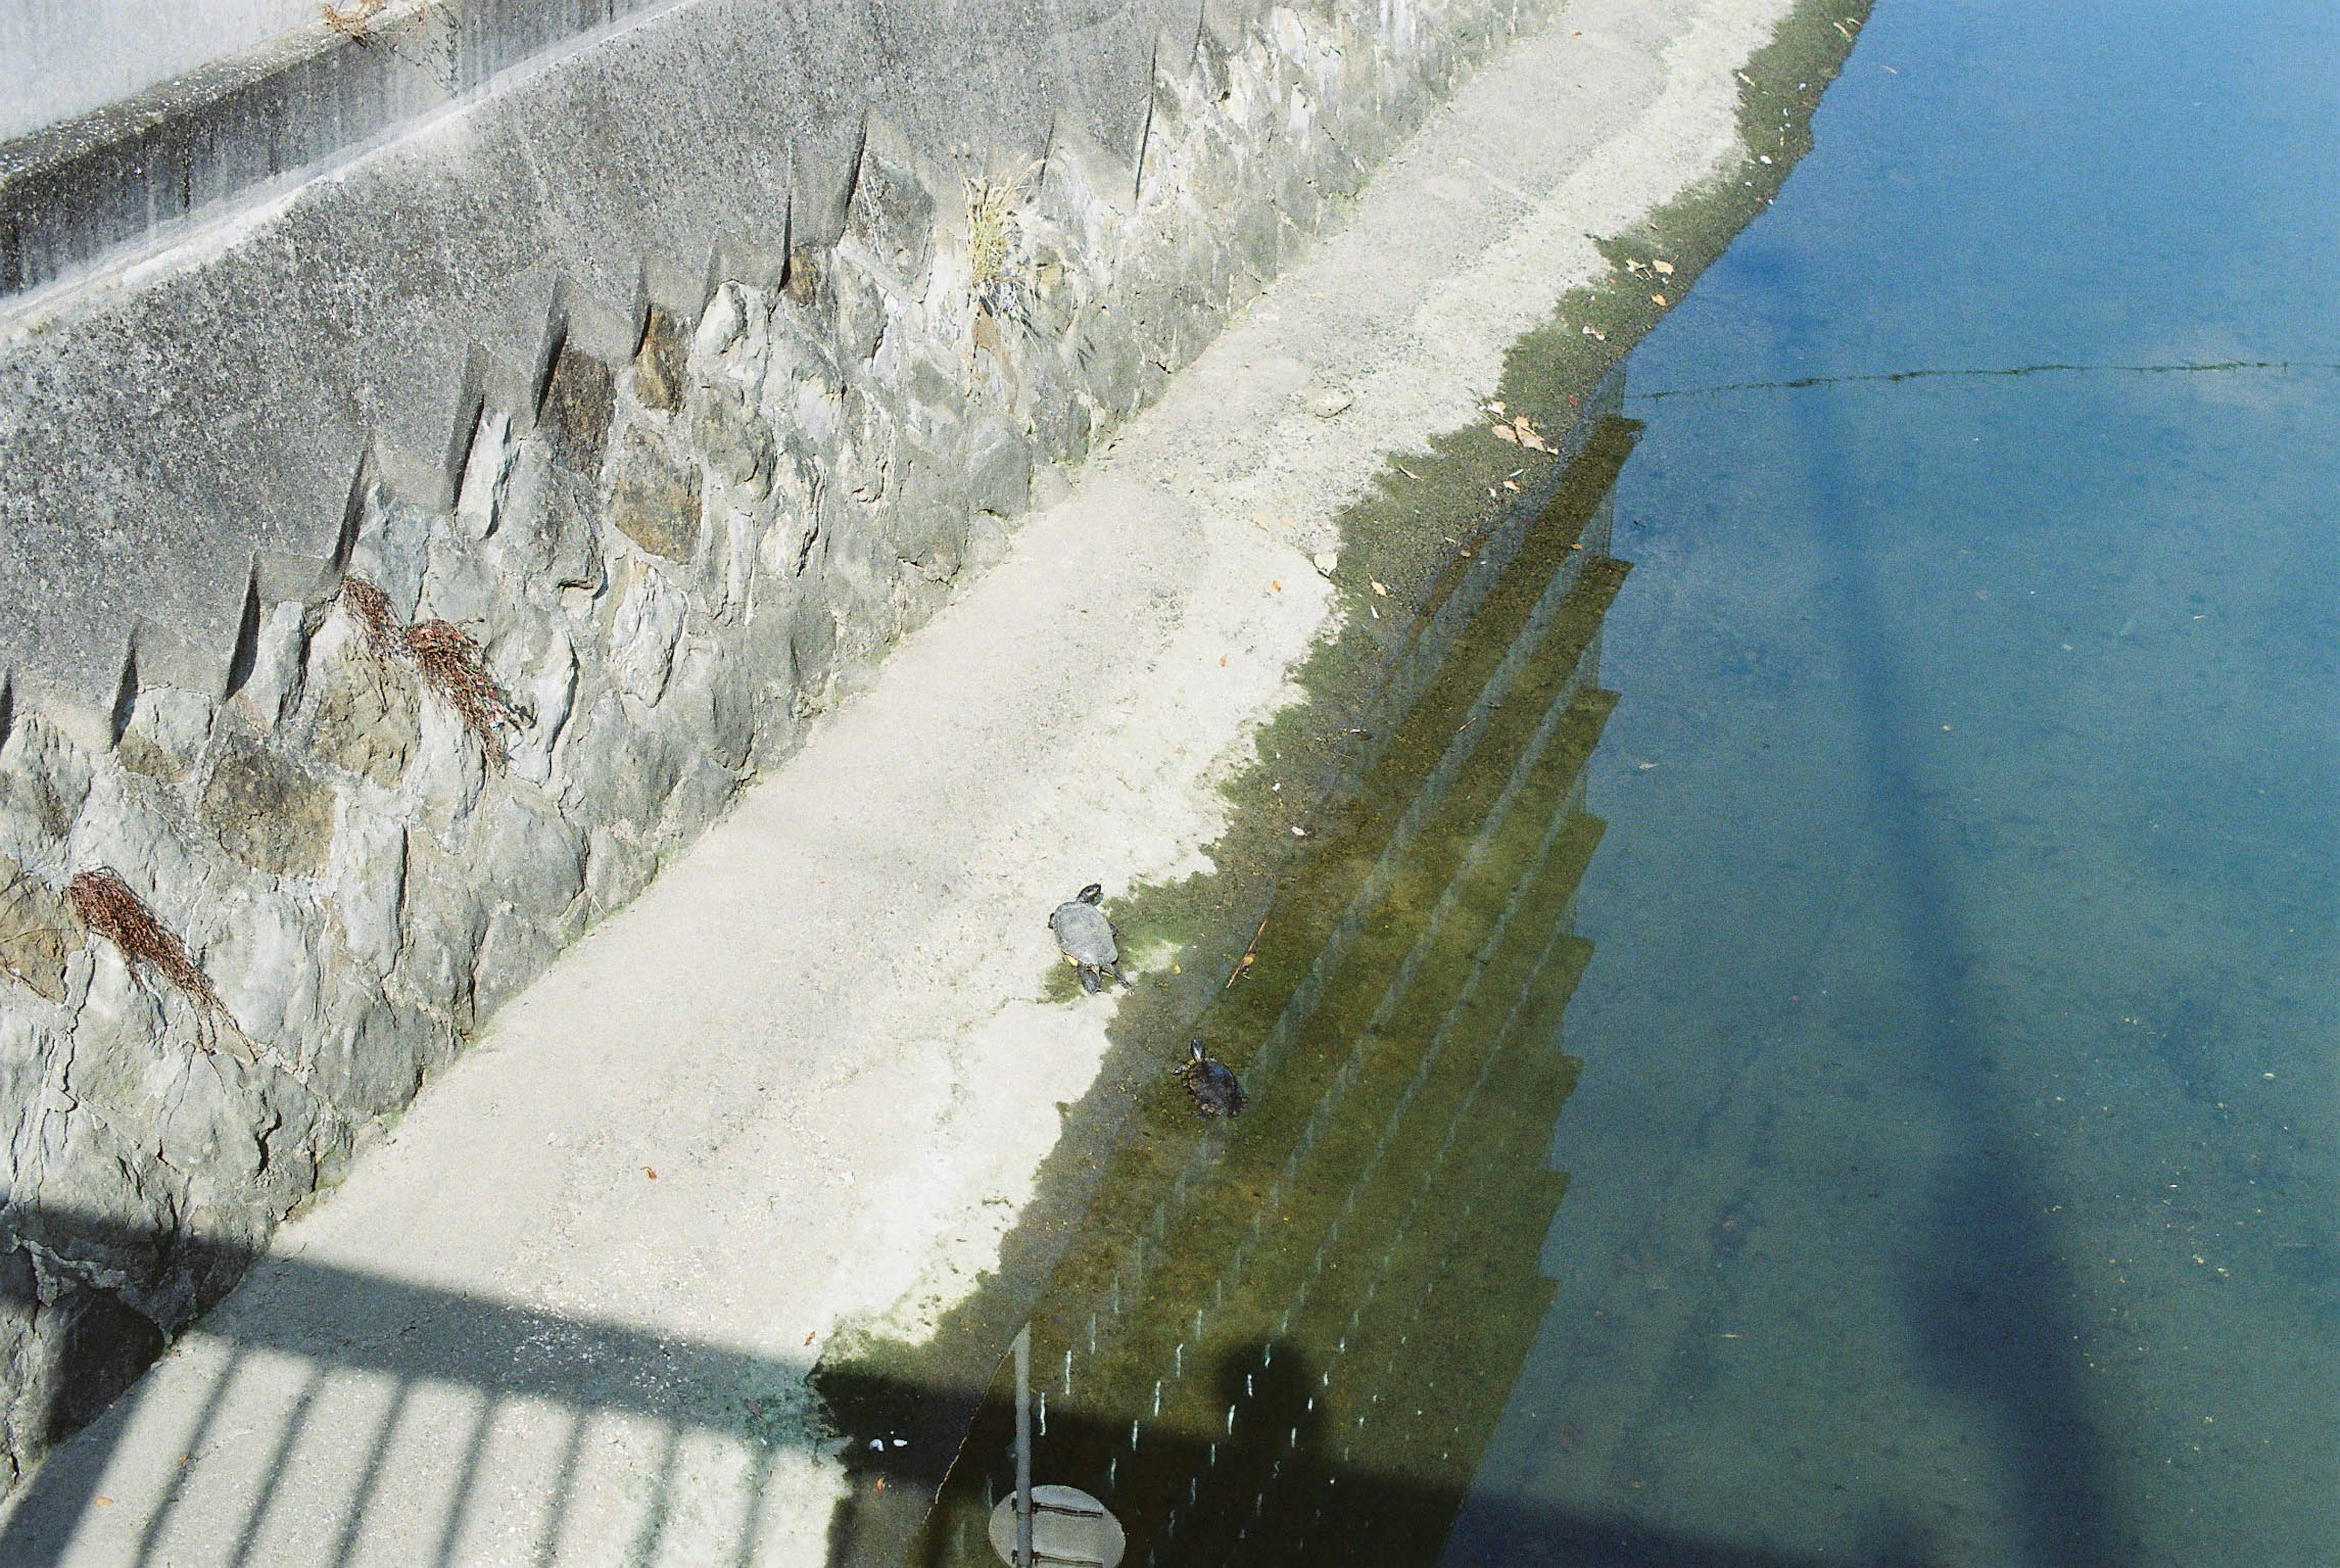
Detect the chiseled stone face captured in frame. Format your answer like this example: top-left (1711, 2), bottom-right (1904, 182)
top-left (604, 425), bottom-right (703, 562)
top-left (540, 341), bottom-right (616, 475)
top-left (307, 645), bottom-right (420, 789)
top-left (0, 852), bottom-right (69, 1001)
top-left (198, 739), bottom-right (336, 879)
top-left (632, 305), bottom-right (690, 416)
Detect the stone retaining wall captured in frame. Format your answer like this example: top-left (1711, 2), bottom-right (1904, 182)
top-left (0, 0), bottom-right (1556, 1495)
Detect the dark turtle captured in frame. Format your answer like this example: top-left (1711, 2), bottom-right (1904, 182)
top-left (1172, 1039), bottom-right (1245, 1118)
top-left (1049, 882), bottom-right (1129, 994)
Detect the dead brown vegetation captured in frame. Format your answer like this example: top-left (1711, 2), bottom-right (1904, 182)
top-left (338, 576), bottom-right (404, 660)
top-left (319, 0), bottom-right (388, 40)
top-left (65, 868), bottom-right (222, 1012)
top-left (406, 619), bottom-right (516, 759)
top-left (338, 578), bottom-right (516, 762)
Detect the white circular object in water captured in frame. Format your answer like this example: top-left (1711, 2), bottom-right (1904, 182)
top-left (986, 1484), bottom-right (1127, 1567)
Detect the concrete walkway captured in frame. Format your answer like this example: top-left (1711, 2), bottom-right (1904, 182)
top-left (0, 0), bottom-right (1791, 1561)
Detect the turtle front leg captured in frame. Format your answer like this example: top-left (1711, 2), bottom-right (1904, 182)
top-left (1079, 965), bottom-right (1104, 995)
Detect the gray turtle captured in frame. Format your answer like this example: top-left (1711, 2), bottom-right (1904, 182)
top-left (1173, 1039), bottom-right (1245, 1118)
top-left (1049, 882), bottom-right (1129, 993)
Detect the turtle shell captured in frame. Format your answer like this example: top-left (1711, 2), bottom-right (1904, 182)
top-left (1174, 1049), bottom-right (1246, 1118)
top-left (1049, 899), bottom-right (1119, 968)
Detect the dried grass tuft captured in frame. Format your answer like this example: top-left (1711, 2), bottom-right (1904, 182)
top-left (65, 868), bottom-right (221, 1012)
top-left (338, 577), bottom-right (515, 762)
top-left (964, 163), bottom-right (1038, 315)
top-left (406, 619), bottom-right (516, 761)
top-left (319, 0), bottom-right (388, 39)
top-left (338, 576), bottom-right (405, 661)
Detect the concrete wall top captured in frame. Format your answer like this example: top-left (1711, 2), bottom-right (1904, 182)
top-left (0, 0), bottom-right (1200, 709)
top-left (1, 0), bottom-right (321, 138)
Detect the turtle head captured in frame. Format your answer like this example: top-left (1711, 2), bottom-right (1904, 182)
top-left (1188, 1038), bottom-right (1207, 1064)
top-left (1077, 883), bottom-right (1104, 905)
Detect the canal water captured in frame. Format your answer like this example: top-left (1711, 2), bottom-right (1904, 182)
top-left (1448, 0), bottom-right (2340, 1563)
top-left (896, 2), bottom-right (2340, 1564)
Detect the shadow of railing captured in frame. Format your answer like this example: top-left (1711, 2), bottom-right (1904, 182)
top-left (0, 1216), bottom-right (1944, 1568)
top-left (0, 1213), bottom-right (823, 1567)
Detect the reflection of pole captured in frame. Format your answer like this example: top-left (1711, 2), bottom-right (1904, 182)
top-left (1013, 1325), bottom-right (1034, 1568)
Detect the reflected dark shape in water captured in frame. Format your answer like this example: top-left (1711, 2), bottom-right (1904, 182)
top-left (828, 383), bottom-right (1646, 1568)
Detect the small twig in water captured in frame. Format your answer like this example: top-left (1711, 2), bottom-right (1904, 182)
top-left (1222, 910), bottom-right (1273, 993)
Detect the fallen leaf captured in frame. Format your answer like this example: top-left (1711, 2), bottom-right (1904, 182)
top-left (1394, 463), bottom-right (1422, 480)
top-left (645, 1167), bottom-right (658, 1180)
top-left (1370, 581), bottom-right (1389, 597)
top-left (1269, 580), bottom-right (1282, 592)
top-left (1491, 422), bottom-right (1521, 445)
top-left (805, 1330), bottom-right (818, 1345)
top-left (1219, 654), bottom-right (1227, 666)
top-left (1582, 325), bottom-right (1607, 341)
top-left (1515, 425), bottom-right (1552, 453)
top-left (1654, 260), bottom-right (1675, 277)
top-left (94, 1497), bottom-right (115, 1508)
top-left (1291, 826), bottom-right (1309, 837)
top-left (876, 1478), bottom-right (888, 1492)
top-left (1651, 293), bottom-right (1668, 306)
top-left (1486, 399), bottom-right (1506, 414)
top-left (1502, 479), bottom-right (1520, 492)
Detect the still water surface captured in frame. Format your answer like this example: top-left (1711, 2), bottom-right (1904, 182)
top-left (1456, 2), bottom-right (2340, 1564)
top-left (919, 3), bottom-right (2339, 1563)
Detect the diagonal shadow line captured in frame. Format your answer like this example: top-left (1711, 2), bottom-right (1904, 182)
top-left (428, 1389), bottom-right (497, 1568)
top-left (222, 1361), bottom-right (326, 1568)
top-left (328, 1375), bottom-right (415, 1568)
top-left (726, 1434), bottom-right (782, 1568)
top-left (1734, 264), bottom-right (2128, 1562)
top-left (129, 1342), bottom-right (251, 1567)
top-left (531, 1404), bottom-right (589, 1568)
top-left (622, 1421), bottom-right (683, 1568)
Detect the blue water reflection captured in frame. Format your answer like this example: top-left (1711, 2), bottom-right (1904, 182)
top-left (1452, 2), bottom-right (2340, 1564)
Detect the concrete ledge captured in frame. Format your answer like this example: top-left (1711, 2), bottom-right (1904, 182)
top-left (1, 0), bottom-right (685, 300)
